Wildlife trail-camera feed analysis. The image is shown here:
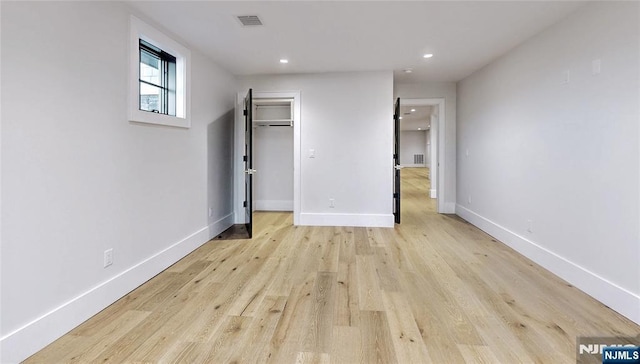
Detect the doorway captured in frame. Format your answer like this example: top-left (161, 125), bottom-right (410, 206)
top-left (398, 98), bottom-right (445, 213)
top-left (252, 97), bottom-right (294, 214)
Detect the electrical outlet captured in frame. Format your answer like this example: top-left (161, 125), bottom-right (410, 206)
top-left (329, 198), bottom-right (335, 208)
top-left (104, 249), bottom-right (113, 268)
top-left (526, 219), bottom-right (533, 233)
top-left (208, 207), bottom-right (213, 217)
top-left (468, 195), bottom-right (472, 205)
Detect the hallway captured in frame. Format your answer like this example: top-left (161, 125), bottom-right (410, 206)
top-left (25, 169), bottom-right (639, 363)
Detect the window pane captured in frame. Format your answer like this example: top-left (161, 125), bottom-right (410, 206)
top-left (138, 39), bottom-right (177, 116)
top-left (140, 82), bottom-right (162, 113)
top-left (167, 61), bottom-right (176, 116)
top-left (140, 49), bottom-right (161, 86)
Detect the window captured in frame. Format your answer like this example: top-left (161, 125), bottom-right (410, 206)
top-left (139, 39), bottom-right (176, 116)
top-left (129, 16), bottom-right (190, 128)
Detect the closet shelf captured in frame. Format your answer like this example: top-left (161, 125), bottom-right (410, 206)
top-left (253, 119), bottom-right (293, 126)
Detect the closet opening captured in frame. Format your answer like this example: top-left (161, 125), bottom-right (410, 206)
top-left (229, 90), bottom-right (300, 241)
top-left (252, 97), bottom-right (294, 213)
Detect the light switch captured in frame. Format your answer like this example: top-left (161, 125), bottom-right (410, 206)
top-left (309, 149), bottom-right (315, 158)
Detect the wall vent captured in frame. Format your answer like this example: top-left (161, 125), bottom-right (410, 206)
top-left (237, 15), bottom-right (263, 26)
top-left (414, 154), bottom-right (425, 164)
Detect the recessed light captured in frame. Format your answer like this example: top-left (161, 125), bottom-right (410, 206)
top-left (423, 53), bottom-right (433, 59)
top-left (411, 109), bottom-right (416, 112)
top-left (399, 116), bottom-right (403, 120)
top-left (418, 128), bottom-right (421, 130)
top-left (404, 68), bottom-right (413, 73)
top-left (279, 59), bottom-right (289, 64)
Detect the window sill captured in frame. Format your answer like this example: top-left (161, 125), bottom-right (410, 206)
top-left (129, 109), bottom-right (190, 128)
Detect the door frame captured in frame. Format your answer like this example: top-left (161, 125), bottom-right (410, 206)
top-left (393, 97), bottom-right (401, 224)
top-left (234, 90), bottom-right (301, 225)
top-left (244, 89), bottom-right (253, 237)
top-left (399, 98), bottom-right (447, 214)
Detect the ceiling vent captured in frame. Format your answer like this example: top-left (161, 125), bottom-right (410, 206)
top-left (237, 15), bottom-right (263, 26)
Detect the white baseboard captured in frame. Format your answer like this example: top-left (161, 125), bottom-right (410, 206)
top-left (456, 205), bottom-right (640, 325)
top-left (210, 213), bottom-right (235, 237)
top-left (0, 213), bottom-right (234, 364)
top-left (430, 189), bottom-right (437, 199)
top-left (299, 213), bottom-right (394, 228)
top-left (255, 200), bottom-right (293, 211)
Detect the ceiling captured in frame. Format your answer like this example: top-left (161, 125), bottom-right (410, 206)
top-left (127, 1), bottom-right (585, 83)
top-left (400, 105), bottom-right (431, 131)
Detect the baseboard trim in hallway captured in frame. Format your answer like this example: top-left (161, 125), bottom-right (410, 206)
top-left (299, 212), bottom-right (394, 227)
top-left (0, 213), bottom-right (234, 363)
top-left (456, 204), bottom-right (640, 325)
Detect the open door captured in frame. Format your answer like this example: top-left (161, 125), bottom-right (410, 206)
top-left (393, 97), bottom-right (401, 224)
top-left (244, 89), bottom-right (255, 238)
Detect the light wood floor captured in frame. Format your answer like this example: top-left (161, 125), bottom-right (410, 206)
top-left (25, 168), bottom-right (639, 363)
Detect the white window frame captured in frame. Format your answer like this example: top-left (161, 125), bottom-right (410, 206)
top-left (129, 16), bottom-right (191, 128)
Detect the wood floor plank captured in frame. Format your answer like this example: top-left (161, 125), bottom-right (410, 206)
top-left (337, 226), bottom-right (356, 264)
top-left (22, 333), bottom-right (88, 364)
top-left (330, 326), bottom-right (362, 364)
top-left (158, 341), bottom-right (206, 364)
top-left (373, 246), bottom-right (401, 292)
top-left (301, 272), bottom-right (337, 353)
top-left (295, 351), bottom-right (331, 364)
top-left (355, 255), bottom-right (385, 311)
top-left (318, 227), bottom-right (340, 273)
top-left (267, 272), bottom-right (316, 364)
top-left (359, 311), bottom-right (398, 364)
top-left (381, 290), bottom-right (432, 364)
top-left (457, 344), bottom-right (502, 364)
top-left (227, 295), bottom-right (288, 363)
top-left (67, 310), bottom-right (150, 363)
top-left (354, 227), bottom-right (373, 255)
top-left (333, 261), bottom-right (360, 327)
top-left (24, 167), bottom-right (640, 364)
top-left (202, 315), bottom-right (253, 363)
top-left (227, 256), bottom-right (282, 317)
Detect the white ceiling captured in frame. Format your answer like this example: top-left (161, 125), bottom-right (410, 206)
top-left (127, 1), bottom-right (585, 83)
top-left (400, 105), bottom-right (431, 131)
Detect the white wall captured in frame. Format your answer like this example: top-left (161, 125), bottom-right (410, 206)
top-left (238, 71), bottom-right (394, 227)
top-left (400, 131), bottom-right (427, 166)
top-left (254, 126), bottom-right (294, 211)
top-left (394, 83), bottom-right (456, 211)
top-left (0, 2), bottom-right (237, 362)
top-left (456, 1), bottom-right (639, 324)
